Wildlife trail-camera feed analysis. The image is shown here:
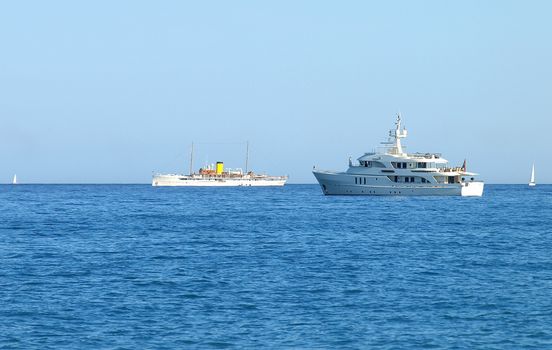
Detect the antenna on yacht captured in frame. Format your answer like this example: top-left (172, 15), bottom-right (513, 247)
top-left (189, 142), bottom-right (194, 175)
top-left (397, 112), bottom-right (406, 131)
top-left (388, 113), bottom-right (407, 156)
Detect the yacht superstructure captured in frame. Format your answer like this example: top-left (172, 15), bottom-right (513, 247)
top-left (313, 114), bottom-right (484, 196)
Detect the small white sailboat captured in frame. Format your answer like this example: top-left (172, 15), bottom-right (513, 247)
top-left (529, 164), bottom-right (536, 187)
top-left (12, 174), bottom-right (17, 185)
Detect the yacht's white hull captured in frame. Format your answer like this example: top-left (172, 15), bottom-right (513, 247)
top-left (313, 170), bottom-right (484, 197)
top-left (152, 174), bottom-right (286, 187)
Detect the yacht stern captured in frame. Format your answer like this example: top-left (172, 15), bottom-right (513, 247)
top-left (460, 181), bottom-right (484, 197)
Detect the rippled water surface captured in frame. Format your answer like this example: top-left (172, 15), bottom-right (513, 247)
top-left (1, 184), bottom-right (552, 349)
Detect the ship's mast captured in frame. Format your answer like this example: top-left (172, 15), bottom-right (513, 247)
top-left (388, 113), bottom-right (408, 155)
top-left (245, 141), bottom-right (249, 174)
top-left (189, 142), bottom-right (194, 175)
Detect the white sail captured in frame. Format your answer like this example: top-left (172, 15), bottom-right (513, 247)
top-left (12, 174), bottom-right (17, 185)
top-left (529, 164), bottom-right (536, 186)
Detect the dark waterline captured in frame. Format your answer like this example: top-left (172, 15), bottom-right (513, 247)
top-left (1, 184), bottom-right (551, 349)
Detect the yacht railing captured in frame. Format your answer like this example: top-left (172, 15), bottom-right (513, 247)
top-left (407, 152), bottom-right (442, 159)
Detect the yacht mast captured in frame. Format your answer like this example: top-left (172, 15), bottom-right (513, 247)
top-left (388, 113), bottom-right (408, 155)
top-left (245, 141), bottom-right (249, 174)
top-left (189, 142), bottom-right (194, 175)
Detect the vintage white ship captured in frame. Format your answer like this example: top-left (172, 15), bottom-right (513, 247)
top-left (152, 143), bottom-right (287, 187)
top-left (313, 114), bottom-right (484, 196)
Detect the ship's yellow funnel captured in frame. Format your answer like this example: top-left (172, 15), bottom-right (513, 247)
top-left (216, 162), bottom-right (224, 174)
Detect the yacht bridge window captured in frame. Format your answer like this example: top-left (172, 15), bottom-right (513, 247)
top-left (392, 162), bottom-right (410, 169)
top-left (392, 162), bottom-right (404, 169)
top-left (370, 161), bottom-right (385, 168)
top-left (417, 162), bottom-right (428, 168)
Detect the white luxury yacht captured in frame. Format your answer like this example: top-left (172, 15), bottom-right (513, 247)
top-left (313, 114), bottom-right (484, 196)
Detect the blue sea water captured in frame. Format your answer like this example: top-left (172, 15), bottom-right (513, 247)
top-left (1, 184), bottom-right (552, 349)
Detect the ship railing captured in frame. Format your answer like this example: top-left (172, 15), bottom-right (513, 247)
top-left (407, 152), bottom-right (442, 159)
top-left (436, 167), bottom-right (466, 173)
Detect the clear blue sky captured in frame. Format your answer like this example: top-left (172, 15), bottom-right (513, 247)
top-left (1, 1), bottom-right (551, 183)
